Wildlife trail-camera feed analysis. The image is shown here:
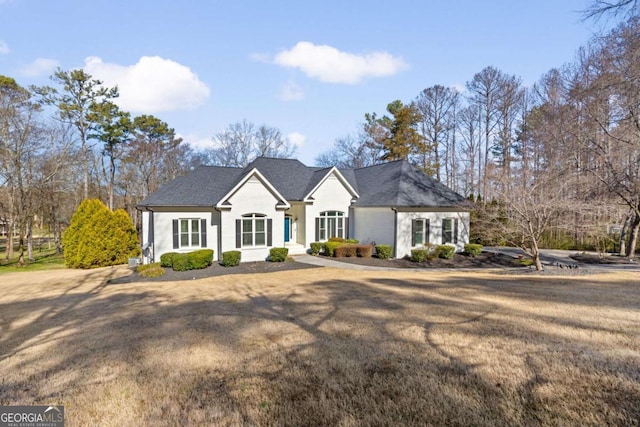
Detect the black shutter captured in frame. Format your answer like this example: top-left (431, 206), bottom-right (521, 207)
top-left (200, 218), bottom-right (207, 247)
top-left (454, 218), bottom-right (459, 244)
top-left (235, 219), bottom-right (241, 248)
top-left (172, 220), bottom-right (179, 249)
top-left (344, 217), bottom-right (349, 239)
top-left (267, 219), bottom-right (273, 246)
top-left (411, 220), bottom-right (416, 246)
top-left (315, 218), bottom-right (320, 241)
top-left (426, 220), bottom-right (430, 244)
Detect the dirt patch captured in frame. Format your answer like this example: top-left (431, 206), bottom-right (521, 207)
top-left (570, 253), bottom-right (639, 265)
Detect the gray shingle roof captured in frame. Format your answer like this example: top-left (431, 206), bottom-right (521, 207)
top-left (138, 157), bottom-right (468, 209)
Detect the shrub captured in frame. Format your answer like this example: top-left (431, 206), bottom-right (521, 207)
top-left (62, 199), bottom-right (140, 269)
top-left (269, 247), bottom-right (288, 262)
top-left (334, 244), bottom-right (357, 257)
top-left (438, 244), bottom-right (456, 259)
top-left (324, 241), bottom-right (343, 257)
top-left (356, 244), bottom-right (373, 258)
top-left (328, 237), bottom-right (346, 243)
top-left (411, 249), bottom-right (429, 262)
top-left (221, 250), bottom-right (241, 267)
top-left (375, 244), bottom-right (393, 259)
top-left (346, 238), bottom-right (359, 244)
top-left (160, 252), bottom-right (178, 268)
top-left (310, 242), bottom-right (323, 256)
top-left (464, 243), bottom-right (483, 257)
top-left (172, 253), bottom-right (189, 271)
top-left (137, 262), bottom-right (165, 278)
top-left (189, 249), bottom-right (214, 269)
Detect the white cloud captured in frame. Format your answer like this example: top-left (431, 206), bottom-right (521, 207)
top-left (249, 52), bottom-right (270, 63)
top-left (21, 58), bottom-right (59, 77)
top-left (84, 56), bottom-right (210, 113)
top-left (274, 41), bottom-right (408, 84)
top-left (287, 131), bottom-right (306, 147)
top-left (280, 80), bottom-right (304, 101)
top-left (451, 83), bottom-right (466, 94)
top-left (0, 40), bottom-right (9, 54)
top-left (177, 133), bottom-right (213, 150)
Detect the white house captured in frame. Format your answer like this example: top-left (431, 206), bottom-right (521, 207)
top-left (137, 158), bottom-right (471, 263)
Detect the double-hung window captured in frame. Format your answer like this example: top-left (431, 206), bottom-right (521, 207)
top-left (442, 218), bottom-right (459, 244)
top-left (173, 218), bottom-right (206, 249)
top-left (242, 214), bottom-right (266, 247)
top-left (317, 211), bottom-right (345, 241)
top-left (411, 219), bottom-right (430, 246)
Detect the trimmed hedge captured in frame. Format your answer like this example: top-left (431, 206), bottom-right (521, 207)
top-left (328, 237), bottom-right (346, 243)
top-left (189, 249), bottom-right (214, 269)
top-left (375, 244), bottom-right (393, 259)
top-left (356, 244), bottom-right (373, 258)
top-left (221, 250), bottom-right (241, 267)
top-left (324, 241), bottom-right (342, 257)
top-left (160, 252), bottom-right (177, 268)
top-left (411, 249), bottom-right (429, 262)
top-left (334, 244), bottom-right (357, 257)
top-left (346, 238), bottom-right (359, 244)
top-left (464, 243), bottom-right (483, 257)
top-left (438, 245), bottom-right (456, 259)
top-left (269, 247), bottom-right (289, 262)
top-left (171, 253), bottom-right (189, 271)
top-left (310, 242), bottom-right (323, 256)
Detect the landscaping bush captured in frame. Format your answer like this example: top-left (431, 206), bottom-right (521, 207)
top-left (356, 244), bottom-right (373, 258)
top-left (221, 250), bottom-right (241, 267)
top-left (346, 239), bottom-right (359, 244)
top-left (438, 244), bottom-right (456, 259)
top-left (160, 252), bottom-right (177, 268)
top-left (411, 248), bottom-right (429, 262)
top-left (269, 247), bottom-right (289, 262)
top-left (334, 244), bottom-right (357, 257)
top-left (62, 199), bottom-right (140, 269)
top-left (137, 262), bottom-right (165, 278)
top-left (375, 244), bottom-right (393, 259)
top-left (189, 249), bottom-right (214, 269)
top-left (464, 243), bottom-right (483, 257)
top-left (171, 253), bottom-right (189, 271)
top-left (328, 237), bottom-right (346, 243)
top-left (324, 241), bottom-right (343, 257)
top-left (310, 242), bottom-right (323, 256)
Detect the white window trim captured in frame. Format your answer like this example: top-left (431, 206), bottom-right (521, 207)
top-left (412, 218), bottom-right (430, 247)
top-left (442, 218), bottom-right (458, 244)
top-left (242, 213), bottom-right (267, 248)
top-left (319, 211), bottom-right (345, 241)
top-left (179, 218), bottom-right (201, 249)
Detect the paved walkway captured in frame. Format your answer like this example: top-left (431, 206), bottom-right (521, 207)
top-left (292, 254), bottom-right (403, 271)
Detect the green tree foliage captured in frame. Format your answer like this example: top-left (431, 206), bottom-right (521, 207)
top-left (62, 199), bottom-right (139, 268)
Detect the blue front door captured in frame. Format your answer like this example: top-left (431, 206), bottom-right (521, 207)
top-left (284, 217), bottom-right (290, 242)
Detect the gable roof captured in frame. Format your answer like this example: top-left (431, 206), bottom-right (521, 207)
top-left (138, 157), bottom-right (468, 209)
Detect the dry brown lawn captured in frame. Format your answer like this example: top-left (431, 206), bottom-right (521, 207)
top-left (0, 266), bottom-right (638, 426)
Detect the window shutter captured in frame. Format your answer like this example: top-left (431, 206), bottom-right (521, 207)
top-left (454, 218), bottom-right (459, 244)
top-left (344, 217), bottom-right (349, 239)
top-left (200, 218), bottom-right (207, 247)
top-left (426, 220), bottom-right (430, 244)
top-left (172, 220), bottom-right (179, 249)
top-left (411, 220), bottom-right (416, 246)
top-left (267, 219), bottom-right (273, 246)
top-left (315, 218), bottom-right (320, 241)
top-left (235, 219), bottom-right (241, 248)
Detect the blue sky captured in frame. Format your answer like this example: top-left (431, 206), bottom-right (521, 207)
top-left (1, 0), bottom-right (602, 164)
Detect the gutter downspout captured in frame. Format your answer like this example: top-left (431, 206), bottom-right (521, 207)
top-left (391, 207), bottom-right (398, 259)
top-left (138, 205), bottom-right (154, 263)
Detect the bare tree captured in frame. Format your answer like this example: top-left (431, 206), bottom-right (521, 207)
top-left (315, 129), bottom-right (383, 168)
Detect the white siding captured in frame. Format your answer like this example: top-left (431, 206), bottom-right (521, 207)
top-left (141, 207), bottom-right (219, 264)
top-left (220, 175), bottom-right (285, 262)
top-left (287, 202), bottom-right (306, 245)
top-left (304, 173), bottom-right (354, 244)
top-left (395, 211), bottom-right (470, 258)
top-left (351, 207), bottom-right (395, 246)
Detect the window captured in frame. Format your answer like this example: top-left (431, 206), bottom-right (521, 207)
top-left (173, 218), bottom-right (206, 250)
top-left (317, 211), bottom-right (345, 241)
top-left (412, 219), bottom-right (430, 246)
top-left (241, 214), bottom-right (266, 247)
top-left (442, 218), bottom-right (458, 244)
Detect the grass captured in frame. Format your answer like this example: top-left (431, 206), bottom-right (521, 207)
top-left (0, 249), bottom-right (65, 273)
top-left (0, 267), bottom-right (638, 426)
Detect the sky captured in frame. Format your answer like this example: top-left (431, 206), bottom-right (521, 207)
top-left (0, 0), bottom-right (606, 165)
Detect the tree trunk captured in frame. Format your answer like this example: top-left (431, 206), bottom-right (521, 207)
top-left (27, 219), bottom-right (33, 261)
top-left (5, 217), bottom-right (14, 260)
top-left (619, 212), bottom-right (631, 256)
top-left (626, 211), bottom-right (640, 258)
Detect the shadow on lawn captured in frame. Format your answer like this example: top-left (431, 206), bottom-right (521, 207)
top-left (0, 271), bottom-right (638, 425)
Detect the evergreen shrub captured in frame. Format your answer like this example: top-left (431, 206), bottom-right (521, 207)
top-left (269, 247), bottom-right (289, 262)
top-left (375, 244), bottom-right (393, 259)
top-left (310, 242), bottom-right (323, 255)
top-left (221, 250), bottom-right (241, 267)
top-left (464, 243), bottom-right (483, 257)
top-left (438, 245), bottom-right (456, 259)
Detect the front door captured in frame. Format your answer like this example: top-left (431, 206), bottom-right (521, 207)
top-left (284, 217), bottom-right (290, 242)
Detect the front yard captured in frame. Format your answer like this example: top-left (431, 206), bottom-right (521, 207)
top-left (0, 266), bottom-right (638, 426)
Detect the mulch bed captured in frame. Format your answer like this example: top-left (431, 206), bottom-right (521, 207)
top-left (324, 252), bottom-right (525, 269)
top-left (570, 253), bottom-right (638, 265)
top-left (109, 260), bottom-right (321, 284)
